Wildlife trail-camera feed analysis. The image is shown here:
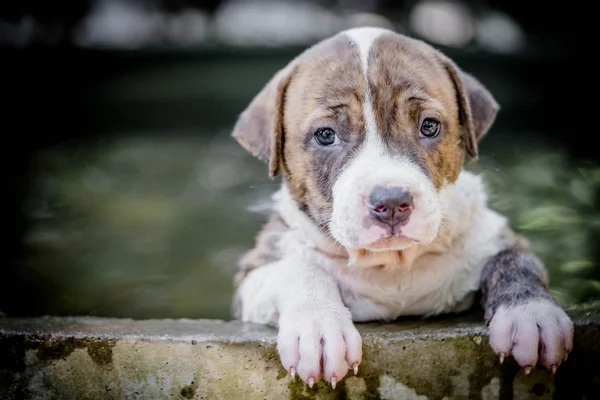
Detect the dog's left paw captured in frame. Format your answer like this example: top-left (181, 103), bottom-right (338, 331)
top-left (488, 300), bottom-right (573, 374)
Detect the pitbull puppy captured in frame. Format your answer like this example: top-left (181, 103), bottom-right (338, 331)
top-left (230, 27), bottom-right (574, 388)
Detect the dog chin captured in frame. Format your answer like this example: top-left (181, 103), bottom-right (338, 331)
top-left (362, 235), bottom-right (418, 252)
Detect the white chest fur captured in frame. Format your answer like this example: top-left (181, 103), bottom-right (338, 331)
top-left (274, 170), bottom-right (510, 322)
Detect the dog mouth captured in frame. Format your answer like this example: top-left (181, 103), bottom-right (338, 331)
top-left (354, 217), bottom-right (422, 251)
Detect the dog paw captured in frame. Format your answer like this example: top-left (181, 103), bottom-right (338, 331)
top-left (488, 300), bottom-right (573, 373)
top-left (277, 307), bottom-right (362, 388)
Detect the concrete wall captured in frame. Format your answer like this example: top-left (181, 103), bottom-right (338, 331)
top-left (1, 302), bottom-right (599, 400)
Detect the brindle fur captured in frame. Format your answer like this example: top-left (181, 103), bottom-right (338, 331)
top-left (480, 237), bottom-right (554, 322)
top-left (234, 215), bottom-right (288, 286)
top-left (231, 214), bottom-right (288, 319)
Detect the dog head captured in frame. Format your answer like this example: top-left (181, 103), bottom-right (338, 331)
top-left (232, 27), bottom-right (498, 253)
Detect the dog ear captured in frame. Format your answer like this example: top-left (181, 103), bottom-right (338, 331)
top-left (440, 56), bottom-right (499, 159)
top-left (231, 63), bottom-right (297, 178)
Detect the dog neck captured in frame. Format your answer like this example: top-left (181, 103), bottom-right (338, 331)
top-left (272, 172), bottom-right (479, 271)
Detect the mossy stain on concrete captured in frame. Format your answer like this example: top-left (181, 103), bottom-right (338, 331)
top-left (255, 341), bottom-right (287, 380)
top-left (0, 333), bottom-right (118, 372)
top-left (180, 384), bottom-right (195, 398)
top-left (86, 339), bottom-right (117, 365)
top-left (27, 335), bottom-right (117, 365)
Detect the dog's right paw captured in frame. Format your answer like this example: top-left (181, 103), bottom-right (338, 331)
top-left (277, 307), bottom-right (362, 388)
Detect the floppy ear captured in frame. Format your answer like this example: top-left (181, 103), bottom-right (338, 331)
top-left (231, 63), bottom-right (297, 178)
top-left (440, 57), bottom-right (499, 159)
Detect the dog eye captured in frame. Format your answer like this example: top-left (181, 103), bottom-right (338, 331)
top-left (420, 118), bottom-right (440, 138)
top-left (314, 128), bottom-right (337, 146)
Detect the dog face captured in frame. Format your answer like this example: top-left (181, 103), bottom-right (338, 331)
top-left (233, 27), bottom-right (498, 253)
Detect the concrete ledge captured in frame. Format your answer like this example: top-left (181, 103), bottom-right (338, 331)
top-left (1, 302), bottom-right (599, 400)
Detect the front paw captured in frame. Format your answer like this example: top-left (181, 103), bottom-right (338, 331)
top-left (277, 307), bottom-right (362, 388)
top-left (488, 300), bottom-right (574, 373)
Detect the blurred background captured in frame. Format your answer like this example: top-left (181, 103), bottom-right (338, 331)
top-left (2, 0), bottom-right (598, 320)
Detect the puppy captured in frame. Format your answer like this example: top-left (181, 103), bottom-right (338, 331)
top-left (230, 27), bottom-right (574, 388)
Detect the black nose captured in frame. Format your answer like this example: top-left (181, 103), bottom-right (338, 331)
top-left (368, 186), bottom-right (414, 227)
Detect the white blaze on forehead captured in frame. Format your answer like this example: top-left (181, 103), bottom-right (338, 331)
top-left (342, 27), bottom-right (389, 145)
top-left (342, 27), bottom-right (389, 73)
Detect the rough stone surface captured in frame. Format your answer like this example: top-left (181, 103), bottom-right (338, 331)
top-left (1, 302), bottom-right (599, 400)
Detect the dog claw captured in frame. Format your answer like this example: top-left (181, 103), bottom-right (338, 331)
top-left (524, 366), bottom-right (532, 375)
top-left (498, 353), bottom-right (505, 364)
top-left (308, 377), bottom-right (315, 388)
top-left (290, 367), bottom-right (296, 380)
top-left (551, 365), bottom-right (557, 375)
top-left (353, 362), bottom-right (359, 375)
top-left (331, 377), bottom-right (337, 389)
top-left (564, 352), bottom-right (569, 362)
